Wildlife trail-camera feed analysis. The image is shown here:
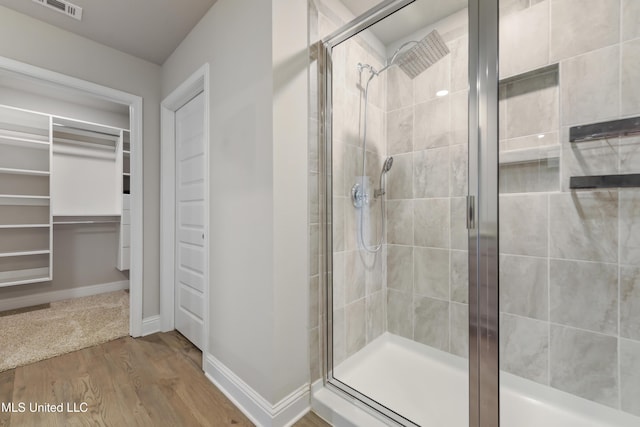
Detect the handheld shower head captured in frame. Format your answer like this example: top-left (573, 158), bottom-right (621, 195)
top-left (382, 156), bottom-right (394, 173)
top-left (374, 156), bottom-right (394, 198)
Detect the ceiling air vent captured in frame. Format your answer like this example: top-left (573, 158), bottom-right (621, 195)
top-left (32, 0), bottom-right (83, 21)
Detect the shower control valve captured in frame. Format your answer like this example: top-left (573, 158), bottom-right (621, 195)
top-left (351, 183), bottom-right (368, 208)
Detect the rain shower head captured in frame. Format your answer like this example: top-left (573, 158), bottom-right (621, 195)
top-left (391, 30), bottom-right (450, 79)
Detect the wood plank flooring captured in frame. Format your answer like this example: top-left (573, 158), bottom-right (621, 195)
top-left (0, 331), bottom-right (330, 427)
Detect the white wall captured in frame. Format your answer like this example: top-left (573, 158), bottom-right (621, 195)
top-left (163, 0), bottom-right (276, 403)
top-left (272, 0), bottom-right (310, 402)
top-left (0, 6), bottom-right (162, 317)
top-left (162, 0), bottom-right (309, 413)
top-left (0, 224), bottom-right (128, 300)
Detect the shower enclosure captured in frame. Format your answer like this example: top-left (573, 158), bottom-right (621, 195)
top-left (311, 0), bottom-right (640, 426)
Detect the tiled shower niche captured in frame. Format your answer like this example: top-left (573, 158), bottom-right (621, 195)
top-left (499, 65), bottom-right (560, 194)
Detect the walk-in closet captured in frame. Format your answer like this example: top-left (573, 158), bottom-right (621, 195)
top-left (0, 68), bottom-right (135, 370)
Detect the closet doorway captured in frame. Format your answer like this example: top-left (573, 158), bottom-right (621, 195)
top-left (0, 56), bottom-right (144, 337)
top-left (160, 64), bottom-right (210, 354)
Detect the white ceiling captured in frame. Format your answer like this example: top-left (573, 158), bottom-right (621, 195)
top-left (0, 0), bottom-right (217, 65)
top-left (340, 0), bottom-right (467, 46)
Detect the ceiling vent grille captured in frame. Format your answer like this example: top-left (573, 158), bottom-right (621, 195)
top-left (32, 0), bottom-right (83, 21)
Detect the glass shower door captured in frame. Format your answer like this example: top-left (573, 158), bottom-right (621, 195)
top-left (321, 0), bottom-right (474, 425)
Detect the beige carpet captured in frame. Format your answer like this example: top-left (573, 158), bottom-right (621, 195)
top-left (0, 290), bottom-right (129, 372)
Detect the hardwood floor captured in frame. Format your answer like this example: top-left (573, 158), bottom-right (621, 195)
top-left (0, 331), bottom-right (329, 427)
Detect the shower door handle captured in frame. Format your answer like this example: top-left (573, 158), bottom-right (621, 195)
top-left (466, 195), bottom-right (475, 230)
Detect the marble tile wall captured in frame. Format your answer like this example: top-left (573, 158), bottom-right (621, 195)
top-left (498, 0), bottom-right (640, 416)
top-left (384, 15), bottom-right (470, 359)
top-left (331, 38), bottom-right (388, 367)
top-left (311, 1), bottom-right (389, 370)
top-left (309, 0), bottom-right (386, 385)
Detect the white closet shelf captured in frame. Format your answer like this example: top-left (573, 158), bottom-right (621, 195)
top-left (0, 195), bottom-right (50, 206)
top-left (0, 250), bottom-right (50, 258)
top-left (0, 124), bottom-right (49, 142)
top-left (0, 194), bottom-right (49, 199)
top-left (0, 167), bottom-right (49, 176)
top-left (53, 220), bottom-right (120, 225)
top-left (0, 105), bottom-right (54, 287)
top-left (0, 224), bottom-right (50, 229)
top-left (53, 119), bottom-right (121, 152)
top-left (0, 135), bottom-right (50, 148)
top-left (123, 150), bottom-right (130, 155)
top-left (53, 121), bottom-right (121, 139)
top-left (0, 267), bottom-right (50, 288)
top-left (53, 215), bottom-right (121, 225)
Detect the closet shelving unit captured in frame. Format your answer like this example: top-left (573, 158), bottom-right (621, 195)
top-left (118, 130), bottom-right (131, 271)
top-left (0, 106), bottom-right (53, 287)
top-left (0, 104), bottom-right (130, 287)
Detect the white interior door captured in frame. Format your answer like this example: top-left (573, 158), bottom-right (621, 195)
top-left (175, 91), bottom-right (205, 349)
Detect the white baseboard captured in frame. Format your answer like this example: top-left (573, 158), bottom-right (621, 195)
top-left (0, 280), bottom-right (129, 312)
top-left (142, 315), bottom-right (161, 336)
top-left (204, 353), bottom-right (310, 427)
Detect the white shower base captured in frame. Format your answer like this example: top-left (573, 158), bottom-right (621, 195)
top-left (312, 333), bottom-right (640, 427)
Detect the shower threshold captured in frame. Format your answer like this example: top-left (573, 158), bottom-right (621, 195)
top-left (313, 333), bottom-right (640, 427)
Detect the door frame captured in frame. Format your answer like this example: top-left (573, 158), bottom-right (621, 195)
top-left (160, 64), bottom-right (210, 356)
top-left (0, 55), bottom-right (145, 337)
top-left (468, 0), bottom-right (500, 425)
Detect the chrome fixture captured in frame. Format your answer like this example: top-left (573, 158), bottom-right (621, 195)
top-left (374, 156), bottom-right (394, 198)
top-left (354, 30), bottom-right (449, 253)
top-left (351, 182), bottom-right (366, 208)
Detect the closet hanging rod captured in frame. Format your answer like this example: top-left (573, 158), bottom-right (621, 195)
top-left (53, 137), bottom-right (116, 151)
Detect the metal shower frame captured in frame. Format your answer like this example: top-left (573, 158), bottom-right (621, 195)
top-left (318, 0), bottom-right (500, 425)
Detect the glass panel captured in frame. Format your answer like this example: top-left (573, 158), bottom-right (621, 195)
top-left (498, 1), bottom-right (640, 425)
top-left (323, 0), bottom-right (470, 425)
